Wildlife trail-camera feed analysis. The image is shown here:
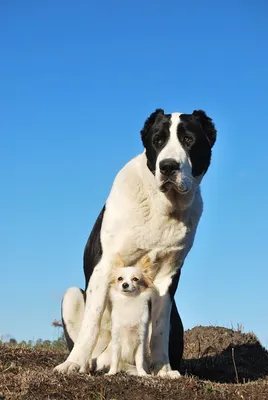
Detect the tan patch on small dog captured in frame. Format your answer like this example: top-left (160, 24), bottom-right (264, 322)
top-left (137, 255), bottom-right (156, 287)
top-left (110, 253), bottom-right (127, 284)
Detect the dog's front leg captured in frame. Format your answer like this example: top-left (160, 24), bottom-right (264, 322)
top-left (107, 325), bottom-right (120, 375)
top-left (151, 274), bottom-right (181, 379)
top-left (135, 341), bottom-right (148, 376)
top-left (135, 343), bottom-right (149, 376)
top-left (135, 310), bottom-right (150, 376)
top-left (54, 258), bottom-right (110, 374)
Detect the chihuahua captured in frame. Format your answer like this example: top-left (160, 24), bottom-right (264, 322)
top-left (107, 253), bottom-right (155, 376)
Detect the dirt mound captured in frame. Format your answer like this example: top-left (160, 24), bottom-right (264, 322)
top-left (182, 326), bottom-right (268, 382)
top-left (0, 326), bottom-right (267, 400)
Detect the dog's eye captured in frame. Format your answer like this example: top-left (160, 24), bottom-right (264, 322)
top-left (183, 135), bottom-right (194, 146)
top-left (118, 277), bottom-right (123, 281)
top-left (132, 277), bottom-right (139, 282)
top-left (153, 135), bottom-right (165, 147)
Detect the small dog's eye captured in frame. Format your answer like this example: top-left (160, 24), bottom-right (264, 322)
top-left (132, 277), bottom-right (139, 282)
top-left (118, 277), bottom-right (123, 281)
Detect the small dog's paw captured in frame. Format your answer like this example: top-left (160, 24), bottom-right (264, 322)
top-left (54, 361), bottom-right (90, 375)
top-left (105, 372), bottom-right (116, 376)
top-left (158, 369), bottom-right (181, 379)
top-left (137, 370), bottom-right (150, 377)
top-left (151, 361), bottom-right (181, 379)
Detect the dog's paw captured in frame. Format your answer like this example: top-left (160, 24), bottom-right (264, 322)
top-left (137, 370), bottom-right (150, 377)
top-left (105, 370), bottom-right (117, 376)
top-left (54, 361), bottom-right (90, 375)
top-left (151, 362), bottom-right (181, 379)
top-left (157, 369), bottom-right (181, 379)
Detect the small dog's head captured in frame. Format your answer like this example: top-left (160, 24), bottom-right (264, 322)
top-left (110, 253), bottom-right (154, 296)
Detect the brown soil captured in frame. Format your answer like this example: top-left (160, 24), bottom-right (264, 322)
top-left (0, 326), bottom-right (267, 400)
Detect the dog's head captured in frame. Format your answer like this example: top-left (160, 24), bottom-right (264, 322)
top-left (140, 109), bottom-right (216, 197)
top-left (110, 253), bottom-right (154, 296)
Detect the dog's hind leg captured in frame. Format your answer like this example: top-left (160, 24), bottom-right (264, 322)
top-left (62, 288), bottom-right (112, 368)
top-left (61, 287), bottom-right (86, 351)
top-left (92, 341), bottom-right (111, 372)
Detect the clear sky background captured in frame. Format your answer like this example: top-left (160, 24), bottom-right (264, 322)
top-left (1, 1), bottom-right (268, 348)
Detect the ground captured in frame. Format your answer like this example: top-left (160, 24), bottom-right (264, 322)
top-left (0, 326), bottom-right (267, 400)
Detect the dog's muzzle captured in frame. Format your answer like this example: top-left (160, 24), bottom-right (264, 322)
top-left (159, 159), bottom-right (180, 176)
top-left (159, 159), bottom-right (191, 194)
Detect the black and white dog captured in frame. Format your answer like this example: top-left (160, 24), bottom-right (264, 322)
top-left (55, 109), bottom-right (217, 378)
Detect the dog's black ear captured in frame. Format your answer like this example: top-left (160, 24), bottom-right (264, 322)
top-left (140, 109), bottom-right (164, 146)
top-left (193, 110), bottom-right (217, 148)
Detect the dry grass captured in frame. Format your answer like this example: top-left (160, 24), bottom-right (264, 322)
top-left (0, 326), bottom-right (267, 400)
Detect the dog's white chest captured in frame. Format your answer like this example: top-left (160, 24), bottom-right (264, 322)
top-left (133, 209), bottom-right (193, 273)
top-left (138, 212), bottom-right (188, 248)
top-left (102, 153), bottom-right (202, 270)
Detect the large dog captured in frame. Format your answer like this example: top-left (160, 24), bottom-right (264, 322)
top-left (55, 109), bottom-right (217, 377)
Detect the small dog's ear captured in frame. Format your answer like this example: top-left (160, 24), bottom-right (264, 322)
top-left (138, 255), bottom-right (151, 269)
top-left (113, 253), bottom-right (125, 268)
top-left (143, 276), bottom-right (155, 289)
top-left (138, 255), bottom-right (155, 284)
top-left (140, 109), bottom-right (164, 146)
top-left (192, 109), bottom-right (217, 148)
top-left (110, 253), bottom-right (125, 284)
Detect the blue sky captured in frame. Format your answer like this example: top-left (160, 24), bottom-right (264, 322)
top-left (1, 0), bottom-right (268, 348)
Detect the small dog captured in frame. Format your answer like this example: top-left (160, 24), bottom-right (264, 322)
top-left (107, 253), bottom-right (155, 376)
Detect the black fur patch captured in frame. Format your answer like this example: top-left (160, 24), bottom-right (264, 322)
top-left (168, 268), bottom-right (184, 370)
top-left (178, 110), bottom-right (217, 177)
top-left (140, 109), bottom-right (171, 173)
top-left (83, 205), bottom-right (106, 289)
top-left (169, 300), bottom-right (184, 370)
top-left (169, 267), bottom-right (182, 299)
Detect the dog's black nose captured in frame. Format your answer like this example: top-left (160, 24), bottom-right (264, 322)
top-left (122, 282), bottom-right (129, 289)
top-left (159, 159), bottom-right (180, 176)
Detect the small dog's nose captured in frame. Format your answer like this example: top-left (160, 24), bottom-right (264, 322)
top-left (159, 159), bottom-right (180, 176)
top-left (122, 282), bottom-right (129, 289)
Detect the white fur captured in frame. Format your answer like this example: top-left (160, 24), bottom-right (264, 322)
top-left (62, 287), bottom-right (85, 344)
top-left (54, 113), bottom-right (204, 378)
top-left (107, 282), bottom-right (152, 376)
top-left (156, 113), bottom-right (193, 194)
